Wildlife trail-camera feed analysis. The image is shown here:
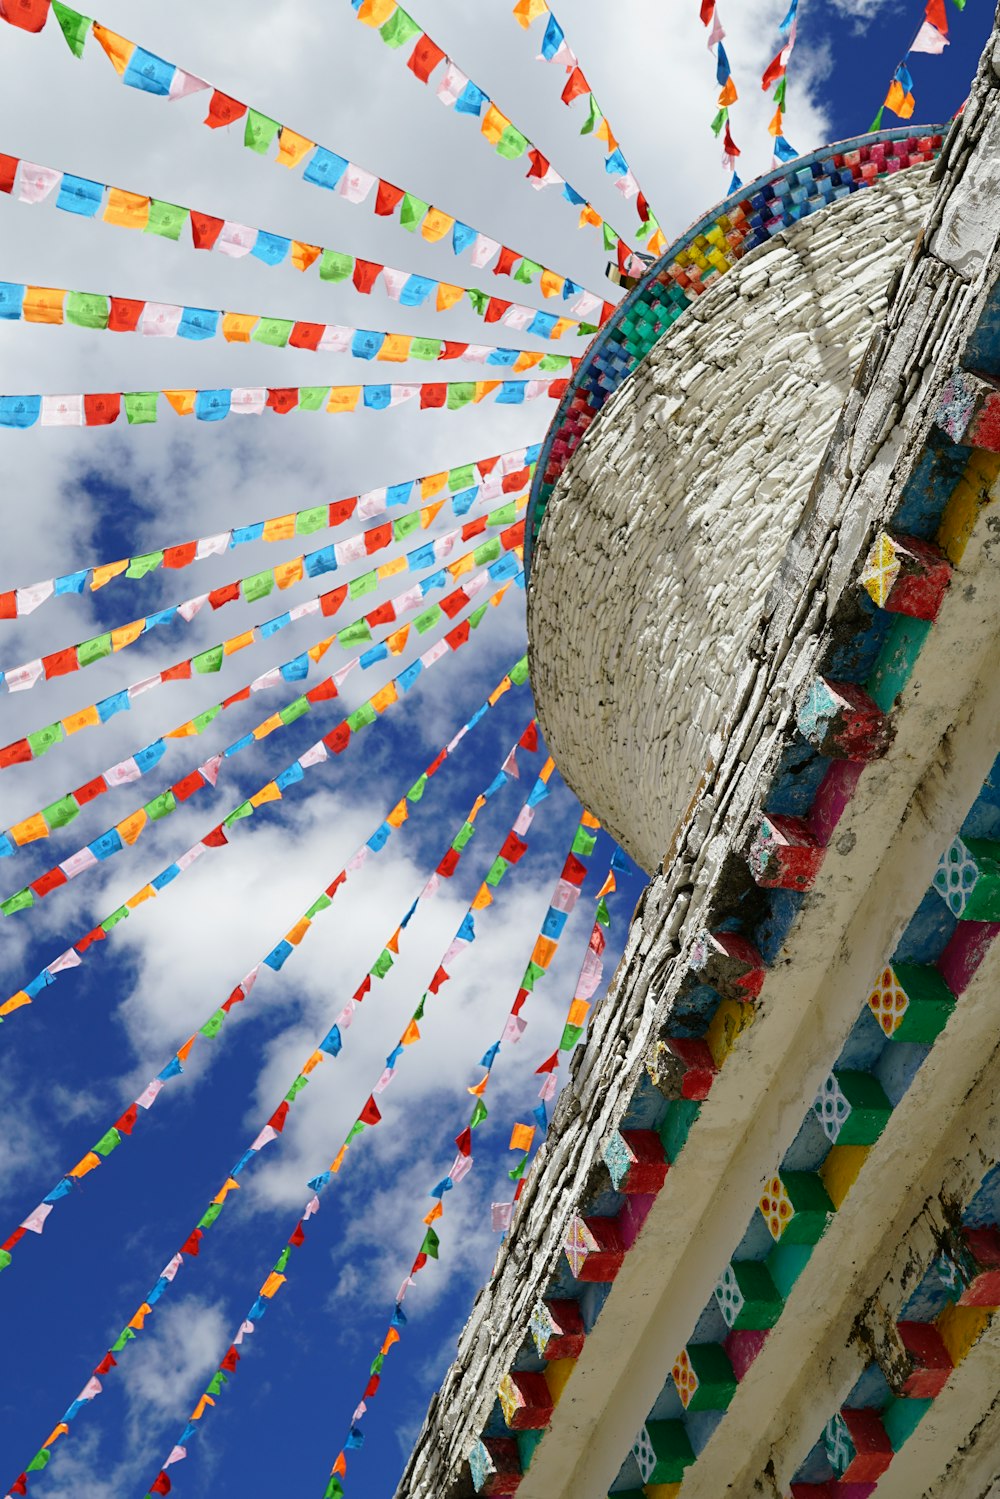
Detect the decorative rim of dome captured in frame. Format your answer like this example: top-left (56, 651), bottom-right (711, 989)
top-left (523, 123), bottom-right (948, 580)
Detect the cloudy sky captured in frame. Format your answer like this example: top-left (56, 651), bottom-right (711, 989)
top-left (0, 0), bottom-right (990, 1496)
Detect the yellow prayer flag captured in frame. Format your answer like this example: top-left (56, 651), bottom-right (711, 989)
top-left (224, 629), bottom-right (256, 656)
top-left (22, 286), bottom-right (66, 325)
top-left (263, 512), bottom-right (297, 541)
top-left (0, 992), bottom-right (31, 1017)
top-left (302, 1050), bottom-right (325, 1075)
top-left (481, 102), bottom-right (510, 145)
top-left (163, 390), bottom-right (196, 416)
top-left (422, 208), bottom-right (455, 243)
top-left (487, 679), bottom-right (511, 707)
top-left (435, 283), bottom-right (465, 312)
top-left (551, 317), bottom-right (575, 339)
top-left (213, 1178), bottom-right (241, 1204)
top-left (250, 782), bottom-right (282, 808)
top-left (420, 472), bottom-right (448, 499)
top-left (386, 625), bottom-right (410, 654)
top-left (378, 334), bottom-right (412, 363)
top-left (111, 618), bottom-right (145, 651)
top-left (116, 810), bottom-right (148, 845)
top-left (387, 799), bottom-right (409, 828)
top-left (309, 636), bottom-right (335, 663)
top-left (474, 380), bottom-right (501, 402)
top-left (92, 21), bottom-right (135, 74)
top-left (10, 813), bottom-right (48, 846)
top-left (286, 916), bottom-right (310, 945)
top-left (253, 714), bottom-right (283, 740)
top-left (104, 187), bottom-right (150, 231)
top-left (191, 1395), bottom-right (215, 1422)
top-left (449, 552), bottom-right (475, 579)
top-left (274, 557), bottom-right (305, 589)
top-left (292, 241), bottom-right (322, 272)
top-left (69, 1152), bottom-right (102, 1179)
top-left (378, 556), bottom-right (408, 580)
top-left (221, 312), bottom-right (259, 343)
top-left (371, 681), bottom-right (398, 713)
top-left (327, 386), bottom-right (362, 414)
top-left (277, 126), bottom-right (315, 168)
top-left (358, 0), bottom-right (396, 22)
top-left (125, 884), bottom-right (156, 911)
top-left (165, 721), bottom-right (197, 739)
top-left (513, 351), bottom-right (544, 372)
top-left (567, 998), bottom-right (590, 1028)
top-left (63, 704), bottom-right (100, 734)
top-left (578, 204), bottom-right (602, 229)
top-left (509, 1123), bottom-right (535, 1152)
top-left (513, 0), bottom-right (549, 26)
top-left (90, 560), bottom-right (129, 591)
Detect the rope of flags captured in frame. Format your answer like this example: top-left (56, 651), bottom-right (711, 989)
top-left (1, 445), bottom-right (537, 620)
top-left (510, 0), bottom-right (663, 249)
top-left (349, 0), bottom-right (647, 277)
top-left (698, 1), bottom-right (743, 190)
top-left (0, 553), bottom-right (523, 902)
top-left (0, 704), bottom-right (536, 1275)
top-left (761, 0), bottom-right (799, 165)
top-left (0, 377), bottom-right (570, 430)
top-left (130, 753), bottom-right (554, 1499)
top-left (3, 734), bottom-right (551, 1498)
top-left (872, 0), bottom-right (964, 128)
top-left (0, 280), bottom-right (580, 374)
top-left (0, 589), bottom-right (523, 1021)
top-left (3, 1), bottom-right (614, 299)
top-left (0, 496), bottom-right (526, 702)
top-left (323, 806), bottom-right (603, 1496)
top-left (0, 152), bottom-right (606, 335)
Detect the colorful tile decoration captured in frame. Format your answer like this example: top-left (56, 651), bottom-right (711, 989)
top-left (524, 127), bottom-right (946, 576)
top-left (465, 129), bottom-right (1000, 1497)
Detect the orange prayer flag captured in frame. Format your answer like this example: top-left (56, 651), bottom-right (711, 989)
top-left (423, 1201), bottom-right (443, 1224)
top-left (0, 992), bottom-right (31, 1017)
top-left (22, 286), bottom-right (66, 325)
top-left (386, 928), bottom-right (402, 954)
top-left (69, 1152), bottom-right (101, 1179)
top-left (111, 619), bottom-right (144, 651)
top-left (166, 721), bottom-right (197, 739)
top-left (277, 126), bottom-right (315, 167)
top-left (372, 681), bottom-right (398, 713)
top-left (92, 21), bottom-right (134, 74)
top-left (531, 935), bottom-right (557, 968)
top-left (481, 102), bottom-right (510, 145)
top-left (308, 636), bottom-right (335, 663)
top-left (213, 1178), bottom-right (240, 1203)
top-left (401, 1018), bottom-right (420, 1045)
top-left (224, 629), bottom-right (255, 656)
top-left (378, 333), bottom-right (412, 362)
top-left (125, 885), bottom-right (156, 911)
top-left (513, 351), bottom-right (544, 372)
top-left (471, 883), bottom-right (493, 911)
top-left (250, 782), bottom-right (282, 808)
top-left (422, 498), bottom-right (446, 527)
top-left (301, 1050), bottom-right (325, 1075)
top-left (379, 555), bottom-right (408, 580)
top-left (116, 809), bottom-right (148, 846)
top-left (333, 1453), bottom-right (348, 1478)
top-left (436, 282), bottom-right (465, 312)
top-left (551, 317), bottom-right (575, 340)
top-left (358, 0), bottom-right (396, 22)
top-left (422, 208), bottom-right (455, 243)
top-left (331, 1144), bottom-right (349, 1173)
top-left (222, 312), bottom-right (258, 343)
top-left (286, 917), bottom-right (310, 945)
top-left (467, 1074), bottom-right (489, 1096)
top-left (581, 810), bottom-right (601, 829)
top-left (420, 472), bottom-right (448, 498)
top-left (10, 813), bottom-right (48, 846)
top-left (260, 1271), bottom-right (286, 1299)
top-left (387, 799), bottom-right (409, 828)
top-left (509, 1122), bottom-right (535, 1152)
top-left (191, 1395), bottom-right (215, 1421)
top-left (292, 241), bottom-right (322, 272)
top-left (718, 76), bottom-right (738, 107)
top-left (163, 389), bottom-right (196, 416)
top-left (469, 794), bottom-right (487, 818)
top-left (327, 386), bottom-right (362, 413)
top-left (597, 871), bottom-right (616, 899)
top-left (768, 106), bottom-right (783, 137)
top-left (381, 1328), bottom-right (400, 1354)
top-left (177, 1035), bottom-right (198, 1063)
top-left (63, 705), bottom-right (101, 734)
top-left (513, 0), bottom-right (549, 25)
top-left (253, 713), bottom-right (283, 740)
top-left (578, 204), bottom-right (603, 230)
top-left (263, 512), bottom-right (297, 541)
top-left (43, 1425), bottom-right (69, 1448)
top-left (596, 116), bottom-right (618, 151)
top-left (474, 381), bottom-right (501, 402)
top-left (386, 624), bottom-right (410, 654)
top-left (103, 187), bottom-right (150, 230)
top-left (128, 1303), bottom-right (152, 1330)
top-left (884, 79), bottom-right (915, 118)
top-left (274, 557), bottom-right (305, 589)
top-left (567, 998), bottom-right (590, 1027)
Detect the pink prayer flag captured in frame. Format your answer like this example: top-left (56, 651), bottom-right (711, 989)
top-left (491, 1202), bottom-right (513, 1230)
top-left (911, 19), bottom-right (948, 51)
top-left (21, 1203), bottom-right (53, 1234)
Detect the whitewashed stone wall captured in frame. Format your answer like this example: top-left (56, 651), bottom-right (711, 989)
top-left (529, 165), bottom-right (935, 875)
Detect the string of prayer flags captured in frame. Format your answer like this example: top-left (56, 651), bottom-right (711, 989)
top-left (324, 805), bottom-right (601, 1495)
top-left (0, 151), bottom-right (600, 334)
top-left (1, 444), bottom-right (538, 620)
top-left (20, 735), bottom-right (548, 1499)
top-left (0, 553), bottom-right (523, 902)
top-left (700, 4), bottom-right (742, 190)
top-left (0, 591), bottom-right (524, 1029)
top-left (0, 707), bottom-right (537, 1282)
top-left (761, 0), bottom-right (799, 165)
top-left (0, 494), bottom-right (527, 702)
top-left (348, 0), bottom-right (647, 276)
top-left (871, 0), bottom-right (963, 128)
top-left (509, 0), bottom-right (664, 248)
top-left (0, 280), bottom-right (581, 374)
top-left (0, 377), bottom-right (570, 430)
top-left (5, 6), bottom-right (609, 301)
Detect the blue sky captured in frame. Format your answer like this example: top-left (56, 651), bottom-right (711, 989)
top-left (0, 0), bottom-right (993, 1495)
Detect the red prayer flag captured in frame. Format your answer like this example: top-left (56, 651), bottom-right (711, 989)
top-left (446, 619), bottom-right (470, 649)
top-left (94, 1353), bottom-right (117, 1375)
top-left (536, 1051), bottom-right (559, 1074)
top-left (289, 1222), bottom-right (306, 1247)
top-left (108, 297), bottom-right (144, 333)
top-left (266, 387), bottom-right (299, 414)
top-left (364, 1375), bottom-right (380, 1397)
top-left (420, 383), bottom-right (447, 408)
top-left (75, 775), bottom-right (106, 805)
top-left (461, 514), bottom-right (488, 539)
top-left (149, 1472), bottom-right (171, 1496)
top-left (268, 1102), bottom-right (290, 1133)
top-left (408, 33), bottom-right (445, 82)
top-left (0, 0), bottom-right (51, 31)
top-left (428, 965), bottom-right (449, 994)
top-left (43, 647), bottom-right (78, 679)
top-left (519, 722), bottom-right (539, 751)
top-left (83, 393), bottom-right (121, 426)
top-left (437, 847), bottom-right (460, 878)
top-left (202, 826), bottom-right (229, 849)
top-left (364, 521), bottom-right (392, 553)
top-left (527, 148), bottom-right (551, 182)
top-left (926, 0), bottom-right (948, 32)
top-left (761, 49), bottom-right (785, 89)
top-left (441, 340), bottom-right (469, 360)
top-left (30, 868), bottom-right (68, 898)
top-left (365, 600), bottom-right (396, 628)
top-left (115, 1104), bottom-right (138, 1135)
top-left (561, 853), bottom-right (588, 886)
top-left (637, 191), bottom-right (651, 224)
top-left (503, 466), bottom-right (530, 492)
top-left (0, 153), bottom-right (18, 194)
top-left (353, 258), bottom-right (382, 294)
top-left (439, 587), bottom-right (469, 619)
top-left (561, 67), bottom-right (590, 105)
top-left (209, 581), bottom-right (241, 609)
top-left (455, 1127), bottom-right (472, 1156)
top-left (0, 738), bottom-right (34, 769)
top-left (500, 833), bottom-right (529, 864)
top-left (160, 660), bottom-right (192, 682)
top-left (204, 90), bottom-right (247, 128)
top-left (172, 770), bottom-right (204, 802)
top-left (494, 246), bottom-right (519, 278)
top-left (354, 975), bottom-right (372, 1002)
top-left (306, 678), bottom-right (338, 703)
top-left (190, 210), bottom-right (224, 250)
top-left (163, 542), bottom-right (197, 569)
top-left (485, 297), bottom-right (511, 323)
top-left (375, 179), bottom-right (405, 216)
top-left (320, 584), bottom-right (349, 616)
top-left (328, 498), bottom-right (358, 526)
top-left (220, 1345), bottom-right (241, 1372)
top-left (324, 721), bottom-right (351, 754)
top-left (700, 0), bottom-right (715, 22)
top-left (412, 1252), bottom-right (428, 1273)
top-left (426, 749), bottom-right (447, 776)
top-left (723, 121), bottom-right (740, 157)
top-left (181, 1229), bottom-right (203, 1256)
top-left (0, 591), bottom-right (16, 618)
top-left (289, 321), bottom-right (325, 350)
top-left (360, 1096), bottom-right (382, 1126)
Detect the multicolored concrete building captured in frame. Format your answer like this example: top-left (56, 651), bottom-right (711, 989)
top-left (399, 11), bottom-right (1000, 1498)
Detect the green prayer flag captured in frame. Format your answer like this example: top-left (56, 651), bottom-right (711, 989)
top-left (571, 827), bottom-right (597, 858)
top-left (869, 105), bottom-right (885, 132)
top-left (28, 722), bottom-right (65, 757)
top-left (421, 1227), bottom-right (440, 1259)
top-left (410, 336), bottom-right (441, 361)
top-left (77, 632), bottom-right (112, 666)
top-left (145, 199), bottom-right (188, 240)
top-left (200, 1010), bottom-right (225, 1038)
top-left (581, 94), bottom-right (600, 134)
top-left (193, 644), bottom-right (224, 674)
top-left (348, 702), bottom-right (377, 732)
top-left (198, 1202), bottom-right (223, 1230)
top-left (338, 619), bottom-right (372, 647)
top-left (319, 249), bottom-right (354, 283)
top-left (465, 288), bottom-right (489, 315)
top-left (94, 1127), bottom-right (122, 1157)
top-left (253, 317), bottom-right (294, 348)
top-left (285, 1075), bottom-right (308, 1102)
top-left (470, 1097), bottom-right (488, 1128)
top-left (539, 354), bottom-right (569, 373)
top-left (325, 1478), bottom-right (346, 1499)
top-left (407, 773), bottom-right (428, 802)
top-left (413, 994), bottom-right (426, 1021)
top-left (126, 550), bottom-right (164, 578)
top-left (26, 1451), bottom-right (51, 1474)
top-left (399, 192), bottom-right (429, 231)
top-left (0, 1249), bottom-right (11, 1272)
top-left (43, 794), bottom-right (80, 830)
top-left (521, 960), bottom-right (545, 992)
top-left (65, 291), bottom-right (109, 329)
top-left (245, 108), bottom-right (281, 154)
top-left (144, 790), bottom-right (176, 821)
top-left (497, 124), bottom-right (529, 160)
top-left (298, 386), bottom-right (330, 409)
top-left (452, 821), bottom-right (476, 852)
top-left (242, 569), bottom-right (275, 602)
top-left (773, 76), bottom-right (787, 106)
top-left (490, 501), bottom-right (518, 525)
top-left (224, 801), bottom-right (254, 827)
top-left (602, 221), bottom-right (618, 254)
top-left (369, 1352), bottom-right (385, 1375)
top-left (111, 1327), bottom-right (136, 1352)
top-left (469, 603), bottom-right (488, 630)
top-left (296, 505), bottom-right (327, 535)
top-left (206, 1370), bottom-right (228, 1396)
top-left (414, 604), bottom-right (443, 634)
top-left (560, 1022), bottom-right (583, 1051)
top-left (447, 382), bottom-right (475, 410)
top-left (579, 322), bottom-right (599, 336)
top-left (2, 889), bottom-right (34, 916)
top-left (371, 949), bottom-right (394, 979)
top-left (485, 856), bottom-right (508, 888)
top-left (510, 654), bottom-right (529, 685)
top-left (710, 106), bottom-right (728, 137)
top-left (448, 463), bottom-right (475, 490)
top-left (52, 1), bottom-right (91, 56)
top-left (192, 705), bottom-right (221, 734)
top-left (275, 1247), bottom-right (291, 1273)
top-left (278, 696), bottom-right (309, 726)
top-left (393, 510), bottom-right (422, 540)
top-left (379, 6), bottom-right (421, 45)
top-left (346, 1119), bottom-right (365, 1145)
top-left (596, 897), bottom-right (610, 927)
top-left (102, 905), bottom-right (130, 933)
top-left (348, 569), bottom-right (378, 600)
top-left (124, 391), bottom-right (158, 424)
top-left (473, 536), bottom-right (502, 566)
top-left (508, 1154), bottom-right (528, 1181)
top-left (514, 257), bottom-right (542, 285)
